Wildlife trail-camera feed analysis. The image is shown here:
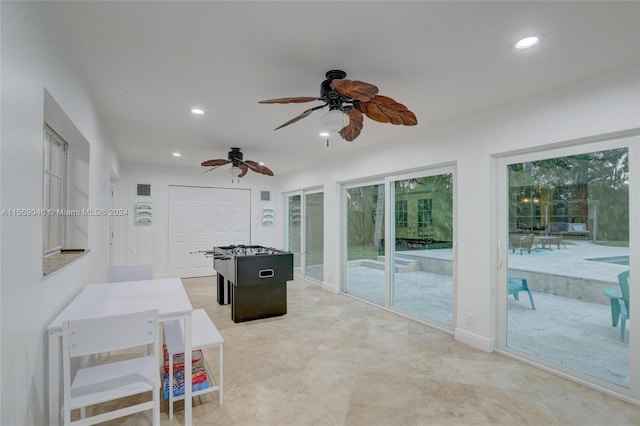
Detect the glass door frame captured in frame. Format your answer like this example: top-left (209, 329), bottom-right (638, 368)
top-left (387, 165), bottom-right (457, 330)
top-left (284, 188), bottom-right (324, 283)
top-left (495, 132), bottom-right (639, 401)
top-left (303, 188), bottom-right (324, 284)
top-left (341, 178), bottom-right (387, 301)
top-left (284, 191), bottom-right (302, 275)
top-left (340, 165), bottom-right (457, 331)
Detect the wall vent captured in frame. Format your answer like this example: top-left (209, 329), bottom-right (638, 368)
top-left (137, 184), bottom-right (151, 197)
top-left (261, 191), bottom-right (271, 201)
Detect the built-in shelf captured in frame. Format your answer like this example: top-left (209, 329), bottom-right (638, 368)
top-left (135, 201), bottom-right (153, 224)
top-left (261, 208), bottom-right (275, 225)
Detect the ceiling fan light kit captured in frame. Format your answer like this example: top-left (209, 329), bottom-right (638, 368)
top-left (229, 165), bottom-right (242, 178)
top-left (321, 108), bottom-right (350, 133)
top-left (259, 69), bottom-right (417, 141)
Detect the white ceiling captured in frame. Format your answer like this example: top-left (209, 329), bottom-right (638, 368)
top-left (40, 1), bottom-right (640, 175)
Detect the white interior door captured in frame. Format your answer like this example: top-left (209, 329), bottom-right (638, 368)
top-left (168, 186), bottom-right (250, 278)
top-left (211, 188), bottom-right (251, 245)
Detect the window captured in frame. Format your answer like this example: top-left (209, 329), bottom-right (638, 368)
top-left (395, 200), bottom-right (408, 228)
top-left (304, 191), bottom-right (324, 282)
top-left (42, 90), bottom-right (90, 276)
top-left (43, 125), bottom-right (68, 254)
top-left (345, 182), bottom-right (385, 304)
top-left (391, 172), bottom-right (454, 326)
top-left (417, 198), bottom-right (433, 230)
top-left (499, 139), bottom-right (635, 390)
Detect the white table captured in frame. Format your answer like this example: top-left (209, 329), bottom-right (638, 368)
top-left (47, 278), bottom-right (194, 426)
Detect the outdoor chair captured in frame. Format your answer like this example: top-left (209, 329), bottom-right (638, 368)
top-left (509, 233), bottom-right (535, 255)
top-left (508, 276), bottom-right (536, 309)
top-left (604, 270), bottom-right (630, 342)
top-left (554, 234), bottom-right (567, 250)
top-left (62, 309), bottom-right (160, 426)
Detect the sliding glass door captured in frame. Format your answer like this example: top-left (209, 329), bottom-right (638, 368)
top-left (343, 171), bottom-right (455, 328)
top-left (285, 190), bottom-right (324, 282)
top-left (344, 182), bottom-right (386, 304)
top-left (285, 194), bottom-right (302, 274)
top-left (499, 135), bottom-right (636, 391)
top-left (390, 171), bottom-right (454, 326)
top-left (304, 191), bottom-right (324, 282)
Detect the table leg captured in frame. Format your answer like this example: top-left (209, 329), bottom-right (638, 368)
top-left (219, 344), bottom-right (224, 405)
top-left (169, 342), bottom-right (174, 419)
top-left (184, 312), bottom-right (192, 426)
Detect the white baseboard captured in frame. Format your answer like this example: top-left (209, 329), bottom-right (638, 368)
top-left (454, 327), bottom-right (495, 352)
top-left (322, 281), bottom-right (339, 293)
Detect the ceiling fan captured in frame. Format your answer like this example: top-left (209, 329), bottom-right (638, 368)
top-left (201, 147), bottom-right (274, 178)
top-left (259, 70), bottom-right (417, 141)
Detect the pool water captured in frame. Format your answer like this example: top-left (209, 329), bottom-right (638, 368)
top-left (585, 256), bottom-right (630, 266)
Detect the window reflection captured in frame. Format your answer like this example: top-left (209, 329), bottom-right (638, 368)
top-left (507, 148), bottom-right (630, 387)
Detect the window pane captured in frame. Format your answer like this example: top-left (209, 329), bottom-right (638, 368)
top-left (44, 131), bottom-right (51, 171)
top-left (345, 184), bottom-right (385, 304)
top-left (43, 126), bottom-right (67, 255)
top-left (507, 148), bottom-right (629, 387)
top-left (49, 136), bottom-right (64, 176)
top-left (48, 177), bottom-right (64, 250)
top-left (286, 195), bottom-right (302, 273)
top-left (304, 192), bottom-right (324, 282)
top-left (391, 174), bottom-right (454, 326)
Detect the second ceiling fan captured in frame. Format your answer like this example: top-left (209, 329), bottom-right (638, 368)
top-left (259, 70), bottom-right (418, 141)
top-left (201, 147), bottom-right (273, 178)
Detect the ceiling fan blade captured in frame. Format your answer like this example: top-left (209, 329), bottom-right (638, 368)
top-left (238, 163), bottom-right (249, 178)
top-left (273, 104), bottom-right (327, 130)
top-left (245, 160), bottom-right (274, 176)
top-left (201, 158), bottom-right (231, 167)
top-left (359, 95), bottom-right (418, 126)
top-left (330, 79), bottom-right (379, 102)
top-left (258, 97), bottom-right (321, 104)
top-left (340, 109), bottom-right (364, 141)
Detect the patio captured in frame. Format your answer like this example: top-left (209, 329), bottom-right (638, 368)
top-left (345, 240), bottom-right (631, 388)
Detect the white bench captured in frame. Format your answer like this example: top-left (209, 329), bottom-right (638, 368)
top-left (162, 309), bottom-right (223, 419)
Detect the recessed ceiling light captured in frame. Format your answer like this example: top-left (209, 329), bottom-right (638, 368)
top-left (190, 108), bottom-right (205, 115)
top-left (515, 35), bottom-right (540, 49)
top-left (172, 152), bottom-right (181, 157)
top-left (319, 131), bottom-right (330, 137)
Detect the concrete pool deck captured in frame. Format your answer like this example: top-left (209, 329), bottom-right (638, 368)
top-left (344, 239), bottom-right (631, 387)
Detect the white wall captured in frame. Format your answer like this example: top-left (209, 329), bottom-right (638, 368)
top-left (111, 162), bottom-right (281, 277)
top-left (278, 63), bottom-right (640, 352)
top-left (0, 3), bottom-right (118, 425)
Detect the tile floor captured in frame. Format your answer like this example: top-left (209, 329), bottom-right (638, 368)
top-left (98, 275), bottom-right (640, 425)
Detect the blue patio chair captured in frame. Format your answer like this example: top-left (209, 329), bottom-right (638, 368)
top-left (508, 276), bottom-right (536, 310)
top-left (604, 270), bottom-right (629, 342)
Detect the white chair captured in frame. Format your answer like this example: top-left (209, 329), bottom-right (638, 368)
top-left (163, 309), bottom-right (224, 419)
top-left (107, 264), bottom-right (153, 282)
top-left (103, 264), bottom-right (154, 359)
top-left (62, 309), bottom-right (161, 426)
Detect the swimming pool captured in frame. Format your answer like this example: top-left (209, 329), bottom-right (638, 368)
top-left (585, 255), bottom-right (629, 266)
